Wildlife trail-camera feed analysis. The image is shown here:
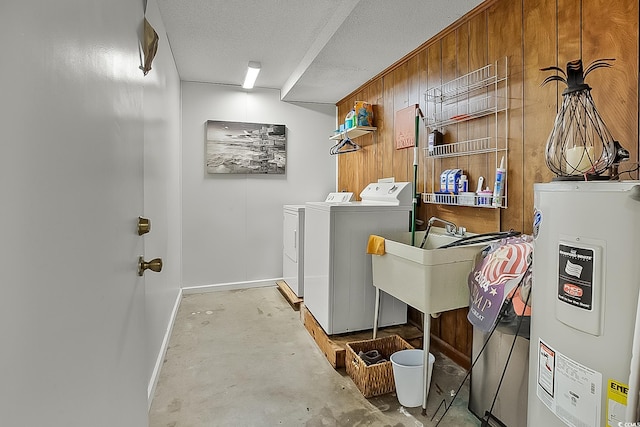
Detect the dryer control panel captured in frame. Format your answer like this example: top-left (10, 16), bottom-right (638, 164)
top-left (324, 192), bottom-right (353, 203)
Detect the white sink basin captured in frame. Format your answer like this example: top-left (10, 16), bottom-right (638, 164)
top-left (372, 227), bottom-right (486, 314)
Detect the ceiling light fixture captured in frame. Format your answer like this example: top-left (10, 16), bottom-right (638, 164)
top-left (242, 61), bottom-right (261, 89)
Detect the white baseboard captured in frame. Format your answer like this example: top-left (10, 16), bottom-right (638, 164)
top-left (181, 278), bottom-right (280, 295)
top-left (147, 288), bottom-right (182, 410)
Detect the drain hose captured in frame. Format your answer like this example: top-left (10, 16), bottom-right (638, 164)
top-left (437, 230), bottom-right (521, 249)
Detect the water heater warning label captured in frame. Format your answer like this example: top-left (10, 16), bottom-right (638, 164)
top-left (558, 244), bottom-right (595, 310)
top-left (536, 339), bottom-right (602, 426)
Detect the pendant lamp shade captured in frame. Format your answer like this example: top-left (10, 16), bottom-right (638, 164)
top-left (541, 59), bottom-right (617, 179)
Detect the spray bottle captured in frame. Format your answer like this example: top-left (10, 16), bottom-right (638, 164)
top-left (492, 156), bottom-right (506, 207)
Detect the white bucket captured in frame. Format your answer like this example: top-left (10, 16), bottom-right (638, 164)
top-left (390, 349), bottom-right (435, 407)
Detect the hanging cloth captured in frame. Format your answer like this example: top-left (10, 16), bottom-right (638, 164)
top-left (467, 235), bottom-right (533, 332)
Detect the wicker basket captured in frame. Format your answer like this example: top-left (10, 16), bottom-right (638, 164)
top-left (345, 335), bottom-right (414, 398)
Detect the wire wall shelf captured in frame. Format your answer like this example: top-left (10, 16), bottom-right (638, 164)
top-left (425, 137), bottom-right (506, 158)
top-left (425, 64), bottom-right (495, 102)
top-left (421, 57), bottom-right (509, 209)
top-left (425, 94), bottom-right (507, 128)
top-left (424, 57), bottom-right (508, 131)
top-left (421, 192), bottom-right (505, 208)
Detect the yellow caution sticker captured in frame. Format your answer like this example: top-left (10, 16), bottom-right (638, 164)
top-left (607, 379), bottom-right (628, 427)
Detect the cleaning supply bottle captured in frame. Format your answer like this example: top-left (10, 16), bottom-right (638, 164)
top-left (428, 129), bottom-right (443, 154)
top-left (345, 110), bottom-right (355, 129)
top-left (492, 157), bottom-right (506, 207)
top-left (457, 174), bottom-right (468, 193)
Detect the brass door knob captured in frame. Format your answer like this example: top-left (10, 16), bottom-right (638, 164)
top-left (138, 256), bottom-right (163, 276)
top-left (138, 217), bottom-right (151, 235)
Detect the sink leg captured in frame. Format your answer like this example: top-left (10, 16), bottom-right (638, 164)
top-left (373, 287), bottom-right (380, 339)
top-left (423, 313), bottom-right (431, 412)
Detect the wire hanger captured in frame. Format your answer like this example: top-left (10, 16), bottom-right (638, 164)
top-left (330, 135), bottom-right (361, 155)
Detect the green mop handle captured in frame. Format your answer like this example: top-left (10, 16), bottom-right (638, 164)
top-left (410, 106), bottom-right (422, 247)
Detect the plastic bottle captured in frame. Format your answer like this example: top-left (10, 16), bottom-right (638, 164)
top-left (428, 130), bottom-right (443, 154)
top-left (492, 157), bottom-right (506, 207)
top-left (457, 174), bottom-right (468, 193)
top-left (478, 187), bottom-right (492, 206)
top-left (345, 110), bottom-right (355, 129)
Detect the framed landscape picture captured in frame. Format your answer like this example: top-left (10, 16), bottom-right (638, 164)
top-left (206, 120), bottom-right (286, 174)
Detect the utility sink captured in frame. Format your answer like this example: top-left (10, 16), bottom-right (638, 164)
top-left (372, 227), bottom-right (486, 315)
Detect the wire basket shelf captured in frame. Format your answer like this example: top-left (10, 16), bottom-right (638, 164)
top-left (425, 137), bottom-right (501, 158)
top-left (421, 192), bottom-right (505, 208)
top-left (425, 64), bottom-right (495, 103)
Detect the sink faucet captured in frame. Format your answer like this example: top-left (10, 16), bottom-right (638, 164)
top-left (419, 216), bottom-right (460, 249)
top-left (428, 217), bottom-right (458, 235)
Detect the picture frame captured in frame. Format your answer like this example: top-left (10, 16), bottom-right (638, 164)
top-left (205, 120), bottom-right (286, 174)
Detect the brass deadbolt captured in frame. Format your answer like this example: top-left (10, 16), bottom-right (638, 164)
top-left (138, 217), bottom-right (151, 235)
top-left (138, 256), bottom-right (163, 276)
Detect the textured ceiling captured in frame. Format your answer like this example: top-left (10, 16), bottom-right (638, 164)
top-left (156, 0), bottom-right (485, 104)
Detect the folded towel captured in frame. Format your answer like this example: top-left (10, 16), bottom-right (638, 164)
top-left (366, 235), bottom-right (385, 255)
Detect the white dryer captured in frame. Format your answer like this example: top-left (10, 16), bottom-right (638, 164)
top-left (283, 204), bottom-right (305, 297)
top-left (283, 193), bottom-right (353, 298)
top-left (304, 182), bottom-right (412, 334)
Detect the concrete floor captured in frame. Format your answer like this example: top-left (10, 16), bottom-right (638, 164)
top-left (149, 287), bottom-right (481, 426)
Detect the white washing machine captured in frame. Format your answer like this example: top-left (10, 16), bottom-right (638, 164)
top-left (304, 182), bottom-right (412, 335)
top-left (283, 193), bottom-right (353, 298)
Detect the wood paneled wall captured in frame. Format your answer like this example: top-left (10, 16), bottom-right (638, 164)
top-left (337, 0), bottom-right (639, 366)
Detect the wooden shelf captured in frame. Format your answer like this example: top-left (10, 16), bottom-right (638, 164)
top-left (329, 126), bottom-right (376, 141)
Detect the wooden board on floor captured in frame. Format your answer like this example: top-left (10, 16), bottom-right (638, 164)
top-left (276, 280), bottom-right (302, 311)
top-left (301, 304), bottom-right (424, 369)
top-left (301, 305), bottom-right (345, 368)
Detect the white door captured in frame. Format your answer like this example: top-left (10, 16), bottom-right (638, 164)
top-left (0, 1), bottom-right (148, 425)
top-left (141, 1), bottom-right (182, 404)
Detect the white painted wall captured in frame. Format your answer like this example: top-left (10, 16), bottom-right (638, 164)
top-left (142, 0), bottom-right (182, 403)
top-left (181, 83), bottom-right (336, 288)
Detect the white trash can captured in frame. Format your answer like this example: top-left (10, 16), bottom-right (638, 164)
top-left (390, 349), bottom-right (435, 407)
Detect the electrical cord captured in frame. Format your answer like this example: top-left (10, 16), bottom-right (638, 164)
top-left (612, 162), bottom-right (640, 180)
